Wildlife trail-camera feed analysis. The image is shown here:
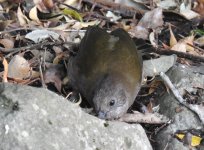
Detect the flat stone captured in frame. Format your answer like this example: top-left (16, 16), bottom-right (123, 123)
top-left (0, 83), bottom-right (152, 150)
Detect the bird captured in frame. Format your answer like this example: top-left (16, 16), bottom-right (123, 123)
top-left (68, 26), bottom-right (142, 119)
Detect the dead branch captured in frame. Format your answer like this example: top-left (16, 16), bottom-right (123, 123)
top-left (2, 41), bottom-right (76, 58)
top-left (119, 111), bottom-right (170, 124)
top-left (153, 48), bottom-right (204, 62)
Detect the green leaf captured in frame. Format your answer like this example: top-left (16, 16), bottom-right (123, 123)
top-left (62, 8), bottom-right (82, 22)
top-left (193, 29), bottom-right (204, 36)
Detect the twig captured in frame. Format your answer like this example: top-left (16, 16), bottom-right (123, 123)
top-left (3, 41), bottom-right (76, 58)
top-left (154, 48), bottom-right (204, 62)
top-left (0, 28), bottom-right (35, 35)
top-left (160, 72), bottom-right (186, 104)
top-left (119, 111), bottom-right (170, 124)
top-left (62, 29), bottom-right (86, 33)
top-left (187, 43), bottom-right (204, 52)
top-left (39, 57), bottom-right (46, 89)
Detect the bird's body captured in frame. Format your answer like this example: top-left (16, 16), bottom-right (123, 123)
top-left (68, 27), bottom-right (142, 119)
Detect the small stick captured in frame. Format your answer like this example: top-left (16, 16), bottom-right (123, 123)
top-left (154, 48), bottom-right (204, 62)
top-left (3, 41), bottom-right (76, 58)
top-left (119, 111), bottom-right (170, 124)
top-left (39, 57), bottom-right (46, 89)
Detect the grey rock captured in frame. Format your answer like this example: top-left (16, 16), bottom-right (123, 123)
top-left (143, 55), bottom-right (177, 77)
top-left (156, 64), bottom-right (204, 150)
top-left (0, 83), bottom-right (152, 150)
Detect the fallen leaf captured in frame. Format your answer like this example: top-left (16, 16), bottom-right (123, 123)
top-left (8, 55), bottom-right (31, 80)
top-left (72, 20), bottom-right (100, 30)
top-left (53, 52), bottom-right (69, 64)
top-left (0, 20), bottom-right (12, 31)
top-left (180, 2), bottom-right (200, 20)
top-left (129, 25), bottom-right (149, 39)
top-left (29, 6), bottom-right (41, 23)
top-left (170, 35), bottom-right (194, 52)
top-left (44, 64), bottom-right (66, 92)
top-left (174, 129), bottom-right (203, 147)
top-left (183, 35), bottom-right (194, 52)
top-left (169, 25), bottom-right (177, 47)
top-left (171, 42), bottom-right (186, 52)
top-left (149, 32), bottom-right (157, 48)
top-left (42, 0), bottom-right (54, 10)
top-left (130, 8), bottom-right (163, 39)
top-left (195, 36), bottom-right (204, 46)
top-left (63, 0), bottom-right (80, 8)
top-left (17, 6), bottom-right (30, 26)
top-left (138, 8), bottom-right (163, 29)
top-left (193, 0), bottom-right (204, 15)
top-left (0, 38), bottom-right (14, 49)
top-left (106, 11), bottom-right (121, 22)
top-left (25, 29), bottom-right (60, 43)
top-left (3, 57), bottom-right (8, 82)
top-left (156, 0), bottom-right (177, 9)
top-left (62, 8), bottom-right (82, 22)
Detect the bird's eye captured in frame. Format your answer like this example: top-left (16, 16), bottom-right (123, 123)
top-left (109, 100), bottom-right (115, 106)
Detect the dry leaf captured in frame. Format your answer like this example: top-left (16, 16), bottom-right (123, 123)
top-left (25, 29), bottom-right (60, 43)
top-left (3, 57), bottom-right (8, 82)
top-left (106, 11), bottom-right (121, 22)
top-left (130, 8), bottom-right (163, 39)
top-left (44, 64), bottom-right (66, 92)
top-left (183, 35), bottom-right (194, 52)
top-left (17, 6), bottom-right (29, 26)
top-left (195, 36), bottom-right (204, 46)
top-left (147, 101), bottom-right (153, 113)
top-left (129, 26), bottom-right (149, 39)
top-left (42, 0), bottom-right (54, 10)
top-left (0, 20), bottom-right (12, 31)
top-left (171, 35), bottom-right (194, 52)
top-left (149, 32), bottom-right (157, 48)
top-left (169, 25), bottom-right (177, 47)
top-left (0, 38), bottom-right (14, 49)
top-left (53, 52), bottom-right (68, 64)
top-left (63, 0), bottom-right (80, 8)
top-left (72, 20), bottom-right (100, 30)
top-left (162, 42), bottom-right (170, 49)
top-left (156, 0), bottom-right (177, 9)
top-left (138, 8), bottom-right (163, 29)
top-left (8, 55), bottom-right (31, 80)
top-left (171, 42), bottom-right (186, 52)
top-left (141, 80), bottom-right (162, 96)
top-left (29, 6), bottom-right (41, 23)
top-left (193, 0), bottom-right (204, 15)
top-left (180, 2), bottom-right (200, 20)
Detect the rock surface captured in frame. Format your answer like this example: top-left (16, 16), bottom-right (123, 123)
top-left (0, 83), bottom-right (152, 150)
top-left (156, 64), bottom-right (204, 150)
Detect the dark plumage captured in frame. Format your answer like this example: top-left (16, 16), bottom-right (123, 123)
top-left (68, 27), bottom-right (142, 119)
